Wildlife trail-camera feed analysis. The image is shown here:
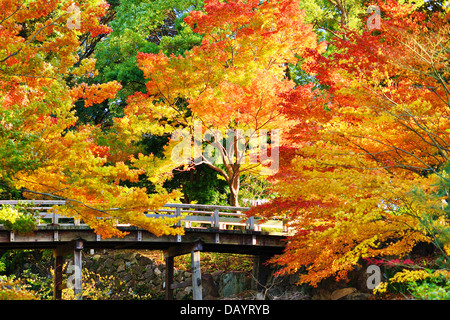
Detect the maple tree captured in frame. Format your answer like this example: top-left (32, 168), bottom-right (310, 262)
top-left (4, 0), bottom-right (449, 296)
top-left (82, 0), bottom-right (236, 206)
top-left (129, 0), bottom-right (322, 206)
top-left (250, 0), bottom-right (450, 286)
top-left (83, 0), bottom-right (203, 125)
top-left (0, 0), bottom-right (183, 238)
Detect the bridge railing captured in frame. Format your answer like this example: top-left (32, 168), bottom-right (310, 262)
top-left (148, 203), bottom-right (285, 232)
top-left (0, 200), bottom-right (285, 233)
top-left (0, 200), bottom-right (73, 226)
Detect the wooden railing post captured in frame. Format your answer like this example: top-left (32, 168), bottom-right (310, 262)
top-left (52, 209), bottom-right (59, 225)
top-left (213, 208), bottom-right (219, 228)
top-left (246, 216), bottom-right (255, 230)
top-left (175, 206), bottom-right (181, 227)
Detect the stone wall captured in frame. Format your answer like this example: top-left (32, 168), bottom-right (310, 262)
top-left (82, 250), bottom-right (311, 300)
top-left (82, 250), bottom-right (372, 300)
top-left (84, 251), bottom-right (174, 299)
top-left (83, 251), bottom-right (256, 300)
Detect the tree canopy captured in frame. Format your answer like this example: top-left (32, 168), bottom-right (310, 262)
top-left (1, 0), bottom-right (450, 295)
top-left (0, 0), bottom-right (182, 238)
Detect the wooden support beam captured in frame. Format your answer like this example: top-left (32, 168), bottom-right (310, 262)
top-left (164, 241), bottom-right (204, 300)
top-left (165, 256), bottom-right (174, 300)
top-left (52, 239), bottom-right (84, 300)
top-left (53, 253), bottom-right (63, 300)
top-left (191, 249), bottom-right (202, 300)
top-left (164, 241), bottom-right (203, 258)
top-left (53, 239), bottom-right (84, 300)
top-left (170, 279), bottom-right (192, 290)
top-left (54, 239), bottom-right (84, 256)
top-left (72, 243), bottom-right (83, 300)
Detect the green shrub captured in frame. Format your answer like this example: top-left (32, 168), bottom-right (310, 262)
top-left (20, 269), bottom-right (53, 300)
top-left (0, 202), bottom-right (39, 235)
top-left (408, 273), bottom-right (450, 300)
top-left (0, 275), bottom-right (37, 300)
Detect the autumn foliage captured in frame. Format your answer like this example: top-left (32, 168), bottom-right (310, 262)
top-left (251, 0), bottom-right (450, 286)
top-left (0, 0), bottom-right (182, 238)
top-left (131, 0), bottom-right (323, 206)
top-left (2, 0), bottom-right (450, 296)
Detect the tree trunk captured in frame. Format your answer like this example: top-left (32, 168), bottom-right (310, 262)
top-left (229, 174), bottom-right (240, 207)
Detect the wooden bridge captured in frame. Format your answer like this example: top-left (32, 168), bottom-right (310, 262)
top-left (0, 200), bottom-right (288, 300)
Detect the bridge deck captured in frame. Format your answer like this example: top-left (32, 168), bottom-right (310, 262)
top-left (0, 226), bottom-right (286, 256)
top-left (0, 200), bottom-right (287, 300)
top-left (0, 200), bottom-right (286, 254)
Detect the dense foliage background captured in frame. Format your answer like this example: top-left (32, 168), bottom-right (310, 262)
top-left (1, 0), bottom-right (450, 299)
